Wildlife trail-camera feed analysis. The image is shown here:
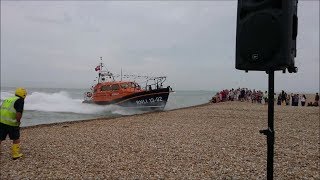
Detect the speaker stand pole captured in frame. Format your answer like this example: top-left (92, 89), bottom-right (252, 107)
top-left (260, 70), bottom-right (275, 180)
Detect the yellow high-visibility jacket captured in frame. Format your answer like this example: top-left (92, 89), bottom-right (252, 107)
top-left (0, 96), bottom-right (19, 126)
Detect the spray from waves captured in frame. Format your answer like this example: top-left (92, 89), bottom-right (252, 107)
top-left (1, 91), bottom-right (15, 102)
top-left (25, 91), bottom-right (107, 114)
top-left (1, 90), bottom-right (143, 115)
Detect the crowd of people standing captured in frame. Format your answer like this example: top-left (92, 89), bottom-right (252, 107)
top-left (276, 91), bottom-right (319, 107)
top-left (211, 88), bottom-right (266, 104)
top-left (211, 88), bottom-right (319, 107)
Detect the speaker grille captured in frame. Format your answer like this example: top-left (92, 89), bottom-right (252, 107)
top-left (239, 12), bottom-right (281, 64)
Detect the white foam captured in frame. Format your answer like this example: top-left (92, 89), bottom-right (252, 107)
top-left (1, 91), bottom-right (15, 100)
top-left (1, 90), bottom-right (133, 115)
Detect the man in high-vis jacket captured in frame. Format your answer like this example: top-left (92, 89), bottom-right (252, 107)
top-left (0, 87), bottom-right (27, 160)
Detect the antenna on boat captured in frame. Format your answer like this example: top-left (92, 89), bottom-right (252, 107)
top-left (100, 57), bottom-right (103, 71)
top-left (98, 57), bottom-right (103, 83)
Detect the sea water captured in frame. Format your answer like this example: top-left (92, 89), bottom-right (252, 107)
top-left (0, 87), bottom-right (215, 127)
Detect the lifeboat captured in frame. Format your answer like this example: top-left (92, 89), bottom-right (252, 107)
top-left (83, 58), bottom-right (172, 110)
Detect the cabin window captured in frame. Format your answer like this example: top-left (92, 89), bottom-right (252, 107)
top-left (120, 83), bottom-right (129, 89)
top-left (111, 84), bottom-right (120, 91)
top-left (101, 85), bottom-right (111, 91)
top-left (128, 82), bottom-right (135, 88)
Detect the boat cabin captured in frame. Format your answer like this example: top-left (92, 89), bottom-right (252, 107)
top-left (92, 81), bottom-right (144, 102)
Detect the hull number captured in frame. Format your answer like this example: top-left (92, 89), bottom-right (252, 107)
top-left (136, 97), bottom-right (163, 105)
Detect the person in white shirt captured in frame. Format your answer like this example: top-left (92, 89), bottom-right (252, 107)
top-left (263, 91), bottom-right (268, 104)
top-left (301, 94), bottom-right (306, 106)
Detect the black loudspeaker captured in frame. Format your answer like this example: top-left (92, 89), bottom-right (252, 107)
top-left (235, 0), bottom-right (298, 72)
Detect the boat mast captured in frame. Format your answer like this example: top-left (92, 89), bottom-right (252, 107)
top-left (98, 57), bottom-right (103, 83)
top-left (100, 57), bottom-right (103, 72)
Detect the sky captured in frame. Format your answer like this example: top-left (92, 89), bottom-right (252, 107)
top-left (1, 1), bottom-right (319, 92)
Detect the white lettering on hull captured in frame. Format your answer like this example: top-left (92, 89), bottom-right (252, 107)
top-left (136, 97), bottom-right (163, 105)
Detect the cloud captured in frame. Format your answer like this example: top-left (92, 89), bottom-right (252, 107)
top-left (0, 1), bottom-right (319, 92)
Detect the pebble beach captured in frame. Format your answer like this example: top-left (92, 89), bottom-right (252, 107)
top-left (0, 101), bottom-right (319, 179)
